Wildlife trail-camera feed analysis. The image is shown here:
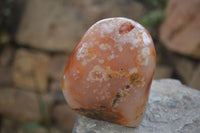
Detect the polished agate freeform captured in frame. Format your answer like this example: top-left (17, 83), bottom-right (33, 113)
top-left (62, 17), bottom-right (156, 127)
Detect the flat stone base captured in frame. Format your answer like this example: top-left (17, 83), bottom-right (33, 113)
top-left (72, 79), bottom-right (200, 133)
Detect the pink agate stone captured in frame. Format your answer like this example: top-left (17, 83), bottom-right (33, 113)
top-left (62, 17), bottom-right (156, 127)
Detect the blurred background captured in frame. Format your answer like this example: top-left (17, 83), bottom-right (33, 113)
top-left (0, 0), bottom-right (199, 132)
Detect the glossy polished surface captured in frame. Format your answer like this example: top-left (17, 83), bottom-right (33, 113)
top-left (63, 18), bottom-right (156, 127)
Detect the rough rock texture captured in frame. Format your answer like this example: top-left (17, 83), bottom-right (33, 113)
top-left (160, 0), bottom-right (200, 59)
top-left (73, 79), bottom-right (200, 133)
top-left (52, 104), bottom-right (77, 132)
top-left (15, 0), bottom-right (145, 52)
top-left (12, 49), bottom-right (49, 92)
top-left (0, 88), bottom-right (41, 122)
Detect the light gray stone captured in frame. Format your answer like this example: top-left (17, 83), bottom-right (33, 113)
top-left (73, 79), bottom-right (200, 133)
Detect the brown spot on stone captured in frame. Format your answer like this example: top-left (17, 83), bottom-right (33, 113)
top-left (119, 22), bottom-right (135, 35)
top-left (125, 85), bottom-right (130, 89)
top-left (130, 73), bottom-right (139, 83)
top-left (108, 74), bottom-right (112, 78)
top-left (100, 105), bottom-right (107, 109)
top-left (112, 92), bottom-right (121, 106)
top-left (129, 73), bottom-right (144, 87)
